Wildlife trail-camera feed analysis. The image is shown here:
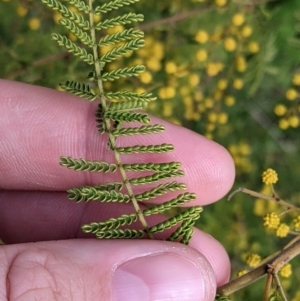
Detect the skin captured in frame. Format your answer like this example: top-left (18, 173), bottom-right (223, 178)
top-left (0, 80), bottom-right (235, 301)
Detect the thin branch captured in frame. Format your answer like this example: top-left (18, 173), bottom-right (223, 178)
top-left (217, 236), bottom-right (300, 296)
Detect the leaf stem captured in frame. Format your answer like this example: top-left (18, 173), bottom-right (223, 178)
top-left (88, 0), bottom-right (152, 239)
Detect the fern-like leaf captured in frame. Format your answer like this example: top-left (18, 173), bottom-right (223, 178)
top-left (59, 19), bottom-right (93, 46)
top-left (100, 39), bottom-right (145, 63)
top-left (95, 0), bottom-right (140, 14)
top-left (59, 80), bottom-right (96, 100)
top-left (60, 156), bottom-right (117, 172)
top-left (110, 125), bottom-right (165, 136)
top-left (101, 65), bottom-right (145, 81)
top-left (95, 13), bottom-right (143, 30)
top-left (41, 0), bottom-right (201, 246)
top-left (42, 0), bottom-right (89, 29)
top-left (52, 34), bottom-right (94, 64)
top-left (98, 28), bottom-right (144, 46)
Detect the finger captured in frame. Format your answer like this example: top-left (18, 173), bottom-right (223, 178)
top-left (1, 239), bottom-right (221, 301)
top-left (0, 191), bottom-right (230, 286)
top-left (0, 80), bottom-right (235, 205)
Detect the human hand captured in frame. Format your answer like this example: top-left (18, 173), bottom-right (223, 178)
top-left (0, 80), bottom-right (235, 301)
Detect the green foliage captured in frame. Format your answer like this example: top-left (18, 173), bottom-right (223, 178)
top-left (39, 0), bottom-right (200, 244)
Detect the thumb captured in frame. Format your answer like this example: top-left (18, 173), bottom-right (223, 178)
top-left (2, 239), bottom-right (216, 301)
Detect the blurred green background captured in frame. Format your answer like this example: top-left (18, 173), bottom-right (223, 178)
top-left (1, 0), bottom-right (300, 300)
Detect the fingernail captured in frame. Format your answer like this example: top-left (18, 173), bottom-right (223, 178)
top-left (112, 252), bottom-right (215, 301)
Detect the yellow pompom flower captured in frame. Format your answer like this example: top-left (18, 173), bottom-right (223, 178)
top-left (146, 58), bottom-right (161, 72)
top-left (288, 115), bottom-right (300, 128)
top-left (195, 30), bottom-right (209, 44)
top-left (248, 41), bottom-right (260, 53)
top-left (140, 71), bottom-right (152, 84)
top-left (276, 223), bottom-right (290, 238)
top-left (196, 49), bottom-right (208, 62)
top-left (189, 73), bottom-right (200, 86)
top-left (17, 5), bottom-right (28, 17)
top-left (263, 212), bottom-right (280, 229)
top-left (233, 78), bottom-right (244, 90)
top-left (214, 0), bottom-right (227, 7)
top-left (286, 88), bottom-right (298, 101)
top-left (279, 118), bottom-right (289, 130)
top-left (225, 95), bottom-right (235, 106)
top-left (217, 79), bottom-right (228, 90)
top-left (292, 73), bottom-right (300, 86)
top-left (165, 61), bottom-right (177, 74)
top-left (274, 104), bottom-right (287, 116)
top-left (208, 112), bottom-right (218, 123)
top-left (235, 56), bottom-right (247, 72)
top-left (204, 97), bottom-right (214, 108)
top-left (158, 86), bottom-right (176, 99)
top-left (246, 254), bottom-right (261, 268)
top-left (206, 62), bottom-right (222, 77)
top-left (293, 216), bottom-right (300, 230)
top-left (279, 264), bottom-right (292, 278)
top-left (262, 168), bottom-right (278, 185)
top-left (241, 25), bottom-right (253, 38)
top-left (28, 17), bottom-right (41, 30)
top-left (224, 37), bottom-right (237, 52)
top-left (232, 13), bottom-right (245, 27)
top-left (218, 112), bottom-right (228, 124)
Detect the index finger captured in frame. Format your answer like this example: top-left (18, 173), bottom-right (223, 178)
top-left (0, 79), bottom-right (235, 205)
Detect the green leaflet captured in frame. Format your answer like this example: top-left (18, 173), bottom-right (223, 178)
top-left (41, 0), bottom-right (201, 244)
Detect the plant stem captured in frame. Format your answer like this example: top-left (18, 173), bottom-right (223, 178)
top-left (217, 236), bottom-right (300, 296)
top-left (88, 0), bottom-right (152, 239)
top-left (228, 187), bottom-right (300, 212)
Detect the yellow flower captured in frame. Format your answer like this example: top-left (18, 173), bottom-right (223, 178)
top-left (278, 118), bottom-right (289, 130)
top-left (241, 25), bottom-right (253, 38)
top-left (292, 73), bottom-right (300, 86)
top-left (196, 49), bottom-right (208, 62)
top-left (288, 115), bottom-right (300, 128)
top-left (217, 79), bottom-right (228, 90)
top-left (140, 71), bottom-right (152, 84)
top-left (232, 13), bottom-right (245, 27)
top-left (293, 216), bottom-right (300, 230)
top-left (235, 56), bottom-right (247, 72)
top-left (162, 103), bottom-right (173, 117)
top-left (262, 168), bottom-right (278, 185)
top-left (28, 17), bottom-right (41, 30)
top-left (189, 73), bottom-right (200, 86)
top-left (204, 97), bottom-right (214, 108)
top-left (248, 41), bottom-right (260, 53)
top-left (206, 62), bottom-right (222, 77)
top-left (225, 95), bottom-right (235, 106)
top-left (274, 104), bottom-right (287, 116)
top-left (146, 58), bottom-right (161, 72)
top-left (263, 212), bottom-right (280, 229)
top-left (195, 30), bottom-right (209, 44)
top-left (246, 253), bottom-right (261, 268)
top-left (286, 88), bottom-right (298, 101)
top-left (158, 86), bottom-right (176, 99)
top-left (107, 25), bottom-right (124, 35)
top-left (214, 0), bottom-right (227, 7)
top-left (17, 5), bottom-right (28, 17)
top-left (276, 223), bottom-right (290, 238)
top-left (152, 42), bottom-right (165, 60)
top-left (208, 112), bottom-right (218, 123)
top-left (218, 112), bottom-right (228, 124)
top-left (224, 37), bottom-right (237, 52)
top-left (165, 61), bottom-right (177, 74)
top-left (279, 264), bottom-right (292, 278)
top-left (233, 78), bottom-right (244, 90)
top-left (254, 199), bottom-right (266, 216)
